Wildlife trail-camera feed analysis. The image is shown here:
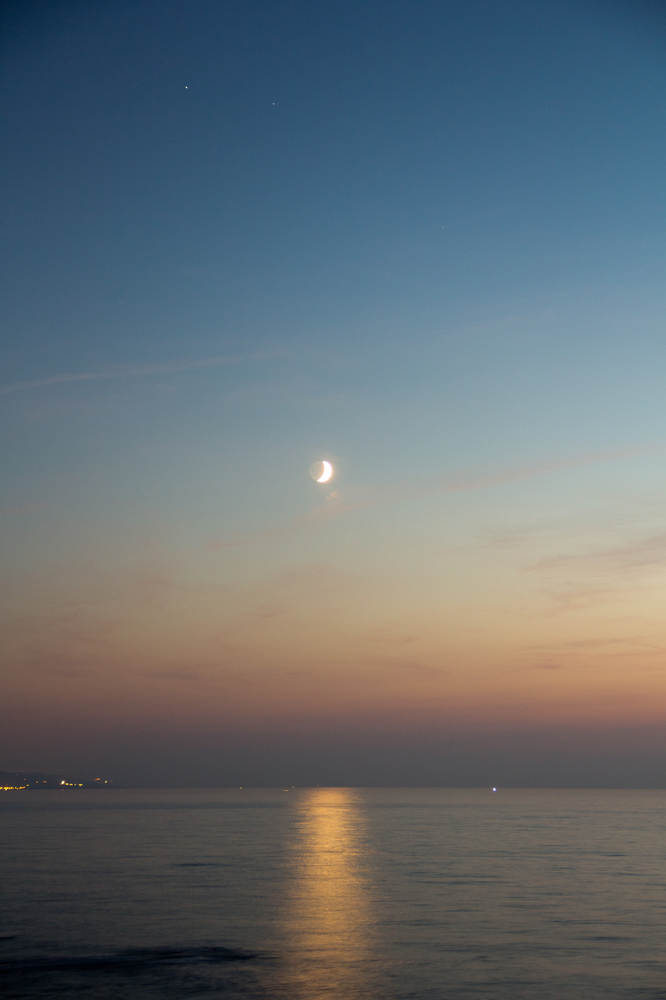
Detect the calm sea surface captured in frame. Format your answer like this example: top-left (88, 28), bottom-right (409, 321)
top-left (2, 788), bottom-right (666, 999)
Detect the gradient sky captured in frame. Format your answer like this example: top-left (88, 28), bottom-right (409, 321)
top-left (2, 0), bottom-right (666, 786)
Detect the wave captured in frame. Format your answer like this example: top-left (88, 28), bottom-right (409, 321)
top-left (0, 945), bottom-right (257, 973)
top-left (173, 861), bottom-right (221, 866)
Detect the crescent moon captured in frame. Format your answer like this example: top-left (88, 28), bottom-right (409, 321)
top-left (317, 461), bottom-right (333, 483)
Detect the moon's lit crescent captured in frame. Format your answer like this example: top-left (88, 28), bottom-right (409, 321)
top-left (309, 460), bottom-right (334, 482)
top-left (317, 461), bottom-right (333, 483)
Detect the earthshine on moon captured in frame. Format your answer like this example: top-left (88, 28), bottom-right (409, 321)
top-left (309, 460), bottom-right (333, 483)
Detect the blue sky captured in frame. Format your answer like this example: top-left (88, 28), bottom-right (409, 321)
top-left (2, 0), bottom-right (666, 785)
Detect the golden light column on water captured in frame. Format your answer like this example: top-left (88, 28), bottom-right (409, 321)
top-left (280, 788), bottom-right (379, 999)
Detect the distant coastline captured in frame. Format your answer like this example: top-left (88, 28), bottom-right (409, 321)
top-left (0, 771), bottom-right (121, 790)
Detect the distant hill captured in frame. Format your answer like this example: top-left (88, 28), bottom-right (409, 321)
top-left (0, 771), bottom-right (121, 790)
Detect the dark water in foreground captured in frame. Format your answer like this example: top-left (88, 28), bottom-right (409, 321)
top-left (2, 788), bottom-right (666, 999)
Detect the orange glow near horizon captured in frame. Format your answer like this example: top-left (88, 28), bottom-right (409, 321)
top-left (3, 449), bottom-right (666, 782)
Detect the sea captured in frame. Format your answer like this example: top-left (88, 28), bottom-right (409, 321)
top-left (2, 787), bottom-right (666, 999)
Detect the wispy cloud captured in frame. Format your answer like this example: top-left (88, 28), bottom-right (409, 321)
top-left (316, 445), bottom-right (659, 518)
top-left (140, 666), bottom-right (209, 684)
top-left (524, 533), bottom-right (666, 614)
top-left (212, 444), bottom-right (659, 548)
top-left (527, 637), bottom-right (666, 655)
top-left (0, 352), bottom-right (275, 397)
top-left (368, 630), bottom-right (419, 647)
top-left (531, 534), bottom-right (666, 575)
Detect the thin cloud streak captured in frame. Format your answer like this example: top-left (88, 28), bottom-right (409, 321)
top-left (318, 446), bottom-right (661, 519)
top-left (0, 353), bottom-right (276, 397)
top-left (530, 533), bottom-right (666, 574)
top-left (213, 444), bottom-right (660, 548)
